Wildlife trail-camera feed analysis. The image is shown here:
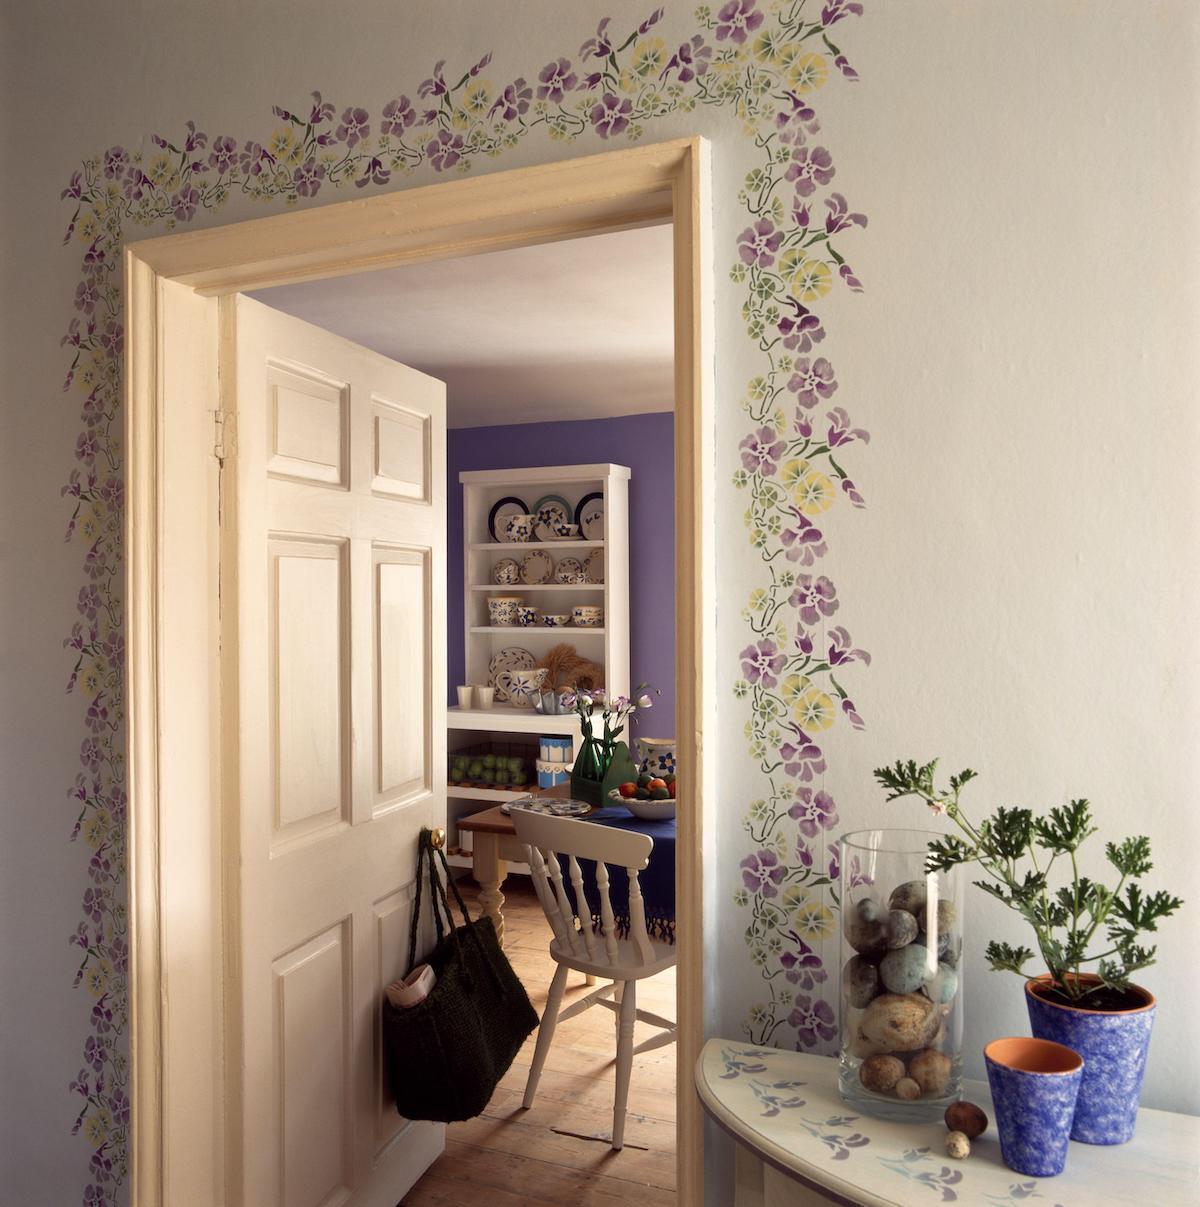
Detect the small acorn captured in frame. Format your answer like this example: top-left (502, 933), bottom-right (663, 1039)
top-left (945, 1100), bottom-right (989, 1139)
top-left (945, 1130), bottom-right (971, 1159)
top-left (894, 1077), bottom-right (921, 1101)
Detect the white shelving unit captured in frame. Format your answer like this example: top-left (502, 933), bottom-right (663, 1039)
top-left (446, 463), bottom-right (631, 863)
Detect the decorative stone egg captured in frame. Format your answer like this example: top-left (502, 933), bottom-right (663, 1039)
top-left (924, 961), bottom-right (959, 1005)
top-left (848, 1026), bottom-right (885, 1059)
top-left (945, 1100), bottom-right (988, 1139)
top-left (859, 1053), bottom-right (905, 1094)
top-left (909, 1048), bottom-right (952, 1096)
top-left (936, 898), bottom-right (956, 931)
top-left (886, 909), bottom-right (919, 949)
top-left (941, 935), bottom-right (962, 968)
top-left (945, 1130), bottom-right (971, 1159)
top-left (854, 896), bottom-right (883, 924)
top-left (888, 879), bottom-right (928, 916)
top-left (895, 1077), bottom-right (921, 1101)
top-left (880, 943), bottom-right (931, 994)
top-left (843, 955), bottom-right (882, 1009)
top-left (860, 992), bottom-right (936, 1052)
top-left (844, 906), bottom-right (888, 957)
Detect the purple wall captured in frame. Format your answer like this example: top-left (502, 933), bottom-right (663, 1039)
top-left (447, 411), bottom-right (675, 735)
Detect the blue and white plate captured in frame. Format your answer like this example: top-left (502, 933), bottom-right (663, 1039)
top-left (488, 495), bottom-right (530, 543)
top-left (574, 492), bottom-right (605, 541)
top-left (532, 494), bottom-right (572, 542)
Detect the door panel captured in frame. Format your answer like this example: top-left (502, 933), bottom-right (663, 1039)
top-left (223, 295), bottom-right (447, 1207)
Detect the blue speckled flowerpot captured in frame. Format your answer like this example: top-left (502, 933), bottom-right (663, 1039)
top-left (1025, 975), bottom-right (1156, 1145)
top-left (985, 1037), bottom-right (1083, 1177)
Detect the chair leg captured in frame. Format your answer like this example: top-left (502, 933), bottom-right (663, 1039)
top-left (611, 979), bottom-right (636, 1150)
top-left (613, 981), bottom-right (624, 1040)
top-left (523, 962), bottom-right (569, 1109)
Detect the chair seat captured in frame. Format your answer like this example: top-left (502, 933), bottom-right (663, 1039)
top-left (549, 935), bottom-right (677, 981)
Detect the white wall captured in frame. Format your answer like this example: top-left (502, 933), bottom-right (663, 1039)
top-left (2, 3), bottom-right (1198, 1205)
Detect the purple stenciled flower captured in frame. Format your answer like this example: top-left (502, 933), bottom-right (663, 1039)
top-left (739, 426), bottom-right (785, 475)
top-left (779, 310), bottom-right (825, 355)
top-left (85, 697), bottom-right (109, 733)
top-left (841, 697), bottom-right (865, 730)
top-left (100, 476), bottom-right (124, 510)
top-left (108, 933), bottom-right (129, 973)
top-left (83, 888), bottom-right (104, 924)
top-left (794, 836), bottom-right (814, 869)
top-left (662, 35), bottom-right (712, 83)
top-left (75, 278), bottom-right (99, 314)
top-left (537, 57), bottom-right (578, 103)
top-left (579, 16), bottom-right (614, 59)
top-left (171, 185), bottom-right (199, 222)
top-left (89, 1150), bottom-right (114, 1179)
top-left (789, 574), bottom-right (838, 626)
top-left (108, 1087), bottom-right (130, 1126)
top-left (781, 935), bottom-right (828, 989)
top-left (781, 736), bottom-right (826, 782)
top-left (425, 129), bottom-right (465, 171)
top-left (775, 90), bottom-right (817, 132)
top-left (99, 319), bottom-right (123, 357)
top-left (839, 262), bottom-right (865, 292)
top-left (795, 630), bottom-right (814, 656)
top-left (83, 1183), bottom-right (108, 1206)
top-left (740, 849), bottom-right (786, 898)
top-left (355, 156), bottom-right (390, 189)
top-left (102, 146), bottom-right (128, 179)
top-left (780, 513), bottom-right (827, 566)
top-left (740, 638), bottom-right (785, 689)
top-left (292, 159), bottom-right (326, 198)
top-left (788, 357), bottom-right (837, 408)
top-left (841, 477), bottom-right (867, 508)
top-left (826, 407), bottom-right (870, 448)
top-left (80, 736), bottom-right (102, 771)
top-left (490, 78), bottom-right (532, 122)
top-left (824, 192), bottom-right (867, 236)
top-left (823, 0), bottom-right (864, 24)
top-left (715, 0), bottom-right (764, 44)
top-left (336, 106), bottom-right (370, 148)
top-left (239, 140), bottom-right (273, 177)
top-left (76, 431), bottom-right (98, 465)
top-left (828, 626), bottom-right (870, 667)
top-left (789, 994), bottom-right (837, 1046)
top-left (789, 787), bottom-right (838, 838)
top-left (208, 135), bottom-right (237, 173)
top-left (84, 1035), bottom-right (107, 1071)
top-left (737, 218), bottom-right (783, 268)
top-left (91, 998), bottom-right (114, 1034)
top-left (590, 93), bottom-right (633, 139)
top-left (786, 145), bottom-right (835, 198)
top-left (381, 95), bottom-right (418, 135)
top-left (419, 60), bottom-right (449, 99)
top-left (834, 53), bottom-right (860, 81)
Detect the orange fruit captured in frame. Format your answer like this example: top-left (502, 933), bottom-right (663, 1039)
top-left (618, 781), bottom-right (638, 798)
top-left (647, 777), bottom-right (667, 791)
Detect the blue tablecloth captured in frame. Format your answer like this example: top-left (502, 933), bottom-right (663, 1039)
top-left (556, 805), bottom-right (676, 943)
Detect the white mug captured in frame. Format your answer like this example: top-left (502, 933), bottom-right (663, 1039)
top-left (456, 685), bottom-right (474, 709)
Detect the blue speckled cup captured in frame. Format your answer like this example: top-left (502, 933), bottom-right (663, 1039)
top-left (985, 1037), bottom-right (1083, 1177)
top-left (1025, 976), bottom-right (1155, 1144)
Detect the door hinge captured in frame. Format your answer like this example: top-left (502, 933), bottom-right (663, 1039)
top-left (212, 410), bottom-right (235, 465)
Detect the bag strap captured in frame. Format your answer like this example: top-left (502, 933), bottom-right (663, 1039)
top-left (407, 828), bottom-right (451, 972)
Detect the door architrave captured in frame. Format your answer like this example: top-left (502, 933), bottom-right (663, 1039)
top-left (125, 135), bottom-right (714, 1205)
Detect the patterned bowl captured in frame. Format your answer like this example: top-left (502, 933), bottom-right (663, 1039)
top-left (608, 788), bottom-right (676, 821)
top-left (571, 605), bottom-right (604, 628)
top-left (542, 613), bottom-right (571, 627)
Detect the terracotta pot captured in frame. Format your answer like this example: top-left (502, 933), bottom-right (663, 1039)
top-left (1024, 973), bottom-right (1156, 1145)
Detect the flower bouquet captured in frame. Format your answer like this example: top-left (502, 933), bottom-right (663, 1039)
top-left (565, 685), bottom-right (655, 807)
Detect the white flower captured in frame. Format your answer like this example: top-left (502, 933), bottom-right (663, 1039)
top-left (637, 694), bottom-right (654, 709)
top-left (560, 690), bottom-right (577, 708)
top-left (928, 798), bottom-right (948, 816)
top-left (613, 695), bottom-right (630, 710)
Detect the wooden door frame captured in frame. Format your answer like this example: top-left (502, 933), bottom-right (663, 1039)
top-left (125, 136), bottom-right (714, 1206)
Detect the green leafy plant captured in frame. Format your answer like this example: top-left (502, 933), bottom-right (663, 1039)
top-left (873, 758), bottom-right (1183, 1006)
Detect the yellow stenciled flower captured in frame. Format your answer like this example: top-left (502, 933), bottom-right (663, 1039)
top-left (80, 662), bottom-right (103, 695)
top-left (780, 673), bottom-right (811, 711)
top-left (785, 51), bottom-right (830, 93)
top-left (463, 81), bottom-right (492, 116)
top-left (794, 467), bottom-right (836, 516)
top-left (83, 810), bottom-right (111, 850)
top-left (82, 1108), bottom-right (112, 1147)
top-left (793, 895), bottom-right (836, 939)
top-left (794, 681), bottom-right (837, 732)
top-left (751, 27), bottom-right (788, 64)
top-left (268, 127), bottom-right (302, 166)
top-left (631, 36), bottom-right (667, 78)
top-left (77, 214), bottom-right (99, 242)
top-left (779, 458), bottom-right (811, 496)
top-left (791, 258), bottom-right (834, 304)
top-left (83, 959), bottom-right (112, 998)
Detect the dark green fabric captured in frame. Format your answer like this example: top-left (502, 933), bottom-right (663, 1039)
top-left (383, 829), bottom-right (538, 1123)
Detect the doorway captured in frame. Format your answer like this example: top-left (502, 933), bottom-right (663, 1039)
top-left (124, 138), bottom-right (712, 1205)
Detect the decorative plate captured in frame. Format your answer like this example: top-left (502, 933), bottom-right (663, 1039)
top-left (583, 548), bottom-right (604, 584)
top-left (501, 797), bottom-right (593, 817)
top-left (488, 646), bottom-right (535, 702)
top-left (520, 550), bottom-right (553, 585)
top-left (492, 557), bottom-right (521, 585)
top-left (554, 556), bottom-right (584, 584)
top-left (531, 494), bottom-right (572, 543)
top-left (574, 492), bottom-right (605, 541)
top-left (488, 495), bottom-right (530, 542)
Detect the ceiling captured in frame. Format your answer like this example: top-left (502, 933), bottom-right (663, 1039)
top-left (250, 223), bottom-right (675, 429)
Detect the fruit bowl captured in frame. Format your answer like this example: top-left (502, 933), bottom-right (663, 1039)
top-left (608, 787), bottom-right (676, 821)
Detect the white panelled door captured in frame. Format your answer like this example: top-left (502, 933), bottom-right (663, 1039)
top-left (220, 295), bottom-right (447, 1207)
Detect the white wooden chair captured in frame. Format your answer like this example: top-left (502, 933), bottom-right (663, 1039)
top-left (511, 808), bottom-right (677, 1150)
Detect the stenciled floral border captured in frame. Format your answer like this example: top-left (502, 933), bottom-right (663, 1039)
top-left (58, 2), bottom-right (868, 1201)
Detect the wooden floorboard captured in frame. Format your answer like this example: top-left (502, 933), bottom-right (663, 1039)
top-left (399, 877), bottom-right (678, 1206)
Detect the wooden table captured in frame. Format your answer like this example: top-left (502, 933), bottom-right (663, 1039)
top-left (695, 1039), bottom-right (1200, 1206)
top-left (455, 783), bottom-right (575, 947)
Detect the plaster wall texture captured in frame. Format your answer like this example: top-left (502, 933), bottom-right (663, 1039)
top-left (1, 3), bottom-right (1198, 1205)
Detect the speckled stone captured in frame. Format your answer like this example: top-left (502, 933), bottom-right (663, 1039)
top-left (910, 1048), bottom-right (952, 1096)
top-left (880, 943), bottom-right (931, 994)
top-left (843, 908), bottom-right (888, 958)
top-left (859, 1054), bottom-right (905, 1094)
top-left (945, 1130), bottom-right (971, 1159)
top-left (945, 1100), bottom-right (989, 1139)
top-left (924, 961), bottom-right (959, 1005)
top-left (895, 1077), bottom-right (921, 1101)
top-left (888, 879), bottom-right (928, 916)
top-left (854, 896), bottom-right (883, 924)
top-left (843, 955), bottom-right (882, 1009)
top-left (936, 898), bottom-right (957, 931)
top-left (886, 909), bottom-right (919, 949)
top-left (860, 992), bottom-right (936, 1053)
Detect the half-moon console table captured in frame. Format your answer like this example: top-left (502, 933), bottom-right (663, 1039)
top-left (695, 1039), bottom-right (1199, 1207)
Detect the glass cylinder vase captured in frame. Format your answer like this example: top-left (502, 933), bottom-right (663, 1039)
top-left (837, 829), bottom-right (964, 1122)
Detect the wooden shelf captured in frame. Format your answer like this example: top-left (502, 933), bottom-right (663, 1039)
top-left (447, 704), bottom-right (580, 734)
top-left (469, 625), bottom-right (604, 635)
top-left (447, 782), bottom-right (553, 801)
top-left (469, 540), bottom-right (603, 551)
top-left (469, 583), bottom-right (603, 592)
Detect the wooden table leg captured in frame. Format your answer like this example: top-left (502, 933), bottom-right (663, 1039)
top-left (471, 832), bottom-right (508, 947)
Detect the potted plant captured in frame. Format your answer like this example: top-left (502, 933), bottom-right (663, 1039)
top-left (874, 758), bottom-right (1183, 1145)
top-left (564, 686), bottom-right (654, 807)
